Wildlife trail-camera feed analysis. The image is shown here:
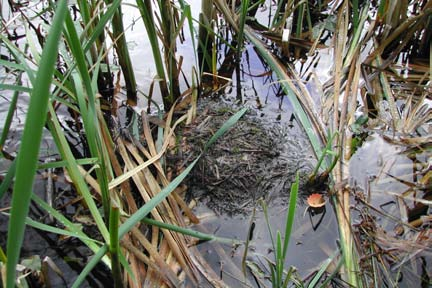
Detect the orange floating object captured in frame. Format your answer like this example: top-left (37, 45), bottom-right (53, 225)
top-left (307, 193), bottom-right (326, 208)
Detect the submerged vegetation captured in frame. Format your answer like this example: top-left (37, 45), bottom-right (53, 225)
top-left (0, 0), bottom-right (431, 287)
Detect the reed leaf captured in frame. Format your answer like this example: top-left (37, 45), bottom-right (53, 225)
top-left (37, 158), bottom-right (99, 170)
top-left (307, 249), bottom-right (339, 288)
top-left (0, 73), bottom-right (21, 151)
top-left (46, 104), bottom-right (110, 242)
top-left (72, 245), bottom-right (109, 288)
top-left (243, 27), bottom-right (325, 159)
top-left (107, 0), bottom-right (137, 104)
top-left (141, 217), bottom-right (238, 244)
top-left (0, 159), bottom-right (16, 199)
top-left (0, 36), bottom-right (36, 83)
top-left (0, 84), bottom-right (32, 93)
top-left (31, 194), bottom-right (109, 263)
top-left (204, 107), bottom-right (248, 150)
top-left (109, 206), bottom-right (122, 287)
top-left (63, 12), bottom-right (112, 221)
top-left (282, 173), bottom-right (299, 257)
top-left (82, 0), bottom-right (122, 53)
top-left (178, 0), bottom-right (198, 67)
top-left (5, 2), bottom-right (68, 287)
top-left (12, 215), bottom-right (101, 244)
top-left (237, 0), bottom-right (250, 60)
top-left (352, 0), bottom-right (359, 33)
top-left (135, 0), bottom-right (170, 108)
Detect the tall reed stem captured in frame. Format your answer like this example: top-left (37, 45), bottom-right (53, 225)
top-left (109, 206), bottom-right (123, 287)
top-left (159, 0), bottom-right (181, 108)
top-left (107, 0), bottom-right (137, 105)
top-left (136, 0), bottom-right (170, 108)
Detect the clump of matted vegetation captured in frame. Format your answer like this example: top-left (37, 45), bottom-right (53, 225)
top-left (173, 100), bottom-right (314, 215)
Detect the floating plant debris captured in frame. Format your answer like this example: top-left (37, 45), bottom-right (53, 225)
top-left (307, 193), bottom-right (326, 208)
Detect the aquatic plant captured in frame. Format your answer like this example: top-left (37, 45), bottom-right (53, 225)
top-left (261, 173), bottom-right (299, 288)
top-left (3, 2), bottom-right (68, 287)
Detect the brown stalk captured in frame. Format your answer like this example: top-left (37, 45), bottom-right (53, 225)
top-left (123, 233), bottom-right (144, 287)
top-left (366, 8), bottom-right (432, 64)
top-left (100, 118), bottom-right (138, 213)
top-left (188, 245), bottom-right (228, 287)
top-left (121, 240), bottom-right (174, 286)
top-left (373, 55), bottom-right (401, 129)
top-left (146, 224), bottom-right (161, 286)
top-left (124, 141), bottom-right (193, 250)
top-left (130, 227), bottom-right (181, 287)
top-left (134, 113), bottom-right (194, 228)
top-left (331, 2), bottom-right (359, 286)
top-left (140, 111), bottom-right (199, 224)
top-left (117, 138), bottom-right (198, 284)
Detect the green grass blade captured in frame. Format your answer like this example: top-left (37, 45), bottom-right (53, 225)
top-left (237, 0), bottom-right (250, 59)
top-left (141, 217), bottom-right (238, 244)
top-left (0, 59), bottom-right (28, 72)
top-left (135, 0), bottom-right (169, 104)
top-left (0, 37), bottom-right (36, 84)
top-left (296, 2), bottom-right (305, 37)
top-left (282, 173), bottom-right (299, 258)
top-left (0, 159), bottom-right (16, 200)
top-left (307, 249), bottom-right (339, 288)
top-left (8, 215), bottom-right (101, 244)
top-left (204, 107), bottom-right (248, 151)
top-left (71, 245), bottom-right (108, 288)
top-left (0, 84), bottom-right (32, 94)
top-left (5, 1), bottom-right (68, 287)
top-left (37, 158), bottom-right (99, 170)
top-left (119, 249), bottom-right (136, 284)
top-left (46, 104), bottom-right (110, 242)
top-left (316, 254), bottom-right (344, 288)
top-left (64, 12), bottom-right (112, 221)
top-left (178, 1), bottom-right (198, 66)
top-left (71, 236), bottom-right (135, 287)
top-left (82, 0), bottom-right (122, 52)
top-left (352, 0), bottom-right (359, 32)
top-left (109, 206), bottom-right (122, 287)
top-left (31, 194), bottom-right (111, 266)
top-left (260, 200), bottom-right (276, 253)
top-left (276, 231), bottom-right (283, 285)
top-left (106, 0), bottom-right (137, 103)
top-left (243, 27), bottom-right (325, 160)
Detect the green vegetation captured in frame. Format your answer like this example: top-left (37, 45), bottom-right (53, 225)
top-left (262, 174), bottom-right (299, 287)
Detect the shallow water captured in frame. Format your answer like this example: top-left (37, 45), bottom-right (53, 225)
top-left (349, 134), bottom-right (432, 286)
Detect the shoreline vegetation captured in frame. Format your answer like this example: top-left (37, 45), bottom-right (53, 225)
top-left (0, 0), bottom-right (431, 287)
